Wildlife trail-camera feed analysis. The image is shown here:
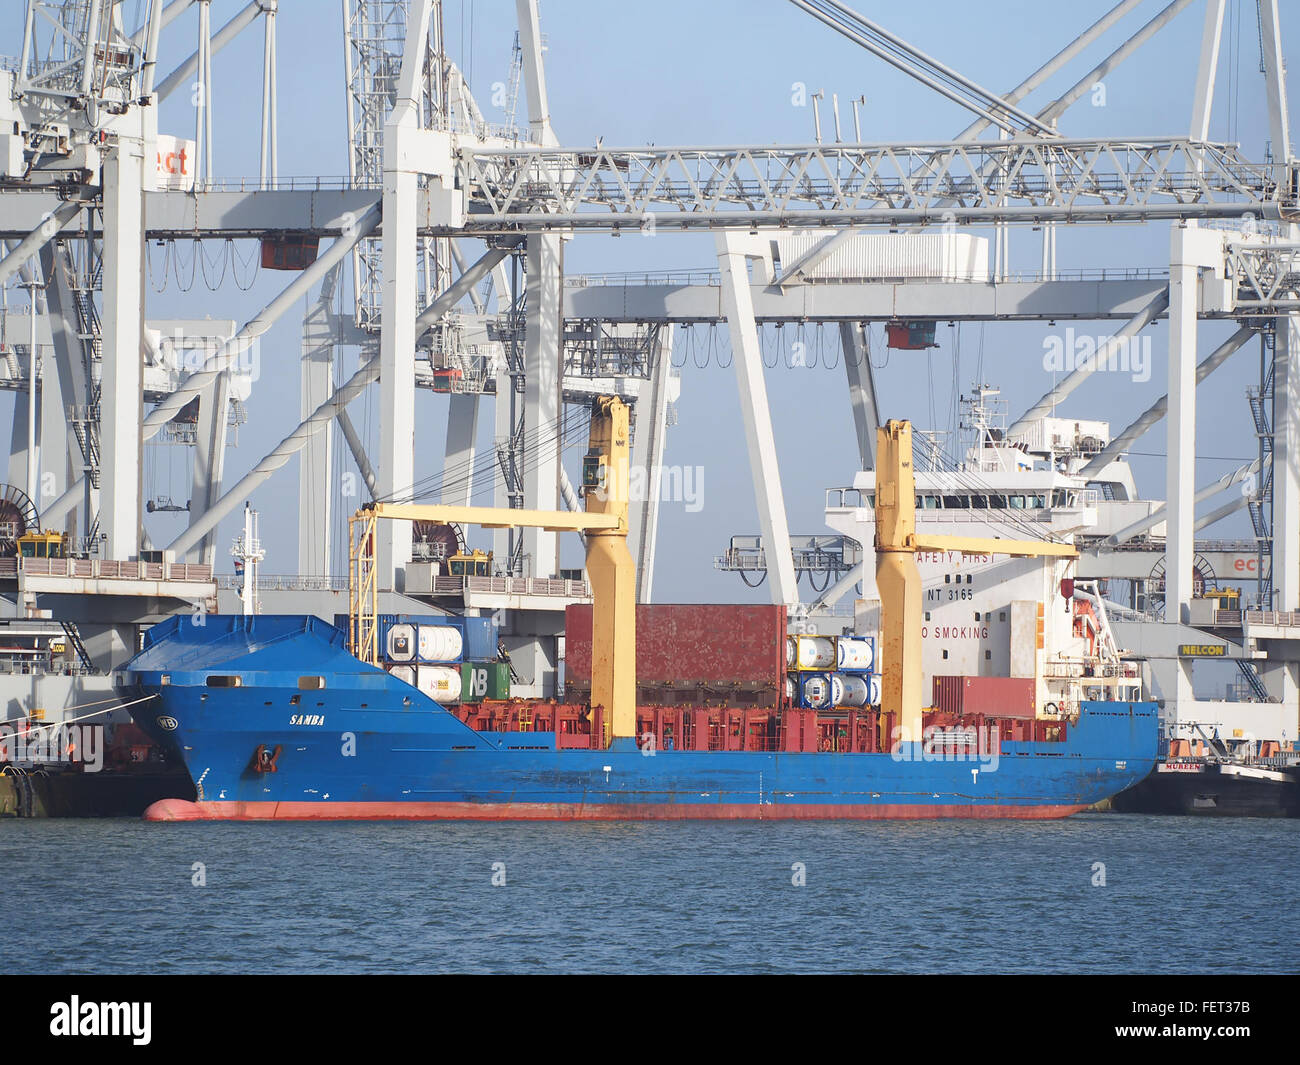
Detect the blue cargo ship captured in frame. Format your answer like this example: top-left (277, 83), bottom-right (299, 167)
top-left (121, 614), bottom-right (1158, 821)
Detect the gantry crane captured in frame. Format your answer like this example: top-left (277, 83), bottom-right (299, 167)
top-left (348, 395), bottom-right (636, 745)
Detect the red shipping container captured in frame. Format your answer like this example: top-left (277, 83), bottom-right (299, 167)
top-left (932, 676), bottom-right (1036, 719)
top-left (565, 604), bottom-right (787, 692)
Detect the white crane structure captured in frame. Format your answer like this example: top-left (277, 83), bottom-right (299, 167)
top-left (0, 0), bottom-right (1298, 729)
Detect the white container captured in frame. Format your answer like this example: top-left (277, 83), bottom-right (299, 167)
top-left (869, 674), bottom-right (882, 706)
top-left (785, 638), bottom-right (796, 669)
top-left (794, 636), bottom-right (835, 671)
top-left (784, 675), bottom-right (797, 702)
top-left (417, 665), bottom-right (462, 703)
top-left (417, 624), bottom-right (463, 663)
top-left (388, 665), bottom-right (416, 687)
top-left (832, 673), bottom-right (870, 708)
top-left (773, 230), bottom-right (989, 282)
top-left (386, 623), bottom-right (416, 663)
top-left (801, 673), bottom-right (832, 710)
top-left (837, 637), bottom-right (875, 672)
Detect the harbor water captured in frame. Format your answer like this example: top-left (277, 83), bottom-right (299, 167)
top-left (6, 814), bottom-right (1298, 974)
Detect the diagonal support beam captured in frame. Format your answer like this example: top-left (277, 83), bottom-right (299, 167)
top-left (789, 0), bottom-right (1056, 137)
top-left (0, 199), bottom-right (82, 289)
top-left (161, 246), bottom-right (518, 558)
top-left (1009, 288), bottom-right (1169, 437)
top-left (155, 0), bottom-right (265, 102)
top-left (1080, 325), bottom-right (1253, 476)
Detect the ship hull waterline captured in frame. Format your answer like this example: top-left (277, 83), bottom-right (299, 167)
top-left (144, 797), bottom-right (1090, 821)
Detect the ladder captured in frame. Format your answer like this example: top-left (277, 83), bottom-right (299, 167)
top-left (1236, 659), bottom-right (1271, 702)
top-left (59, 620), bottom-right (95, 673)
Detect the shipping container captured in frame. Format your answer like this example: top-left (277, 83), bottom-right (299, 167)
top-left (787, 635), bottom-right (835, 672)
top-left (459, 661), bottom-right (511, 702)
top-left (331, 612), bottom-right (499, 666)
top-left (486, 661), bottom-right (511, 700)
top-left (387, 665), bottom-right (416, 687)
top-left (460, 616), bottom-right (498, 662)
top-left (386, 623), bottom-right (416, 663)
top-left (417, 624), bottom-right (463, 663)
top-left (836, 636), bottom-right (875, 673)
top-left (932, 675), bottom-right (1036, 719)
top-left (831, 672), bottom-right (870, 708)
top-left (417, 665), bottom-right (462, 703)
top-left (565, 604), bottom-right (787, 707)
top-left (800, 673), bottom-right (833, 710)
top-left (772, 230), bottom-right (989, 282)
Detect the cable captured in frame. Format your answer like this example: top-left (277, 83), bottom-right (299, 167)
top-left (694, 324), bottom-right (711, 368)
top-left (231, 239), bottom-right (260, 291)
top-left (672, 326), bottom-right (689, 368)
top-left (173, 240), bottom-right (197, 291)
top-left (382, 406), bottom-right (582, 505)
top-left (823, 323), bottom-right (840, 370)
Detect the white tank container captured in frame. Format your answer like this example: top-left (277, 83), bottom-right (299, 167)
top-left (417, 624), bottom-right (464, 663)
top-left (386, 623), bottom-right (416, 662)
top-left (801, 673), bottom-right (832, 710)
top-left (388, 665), bottom-right (416, 687)
top-left (831, 673), bottom-right (870, 708)
top-left (793, 636), bottom-right (835, 671)
top-left (784, 675), bottom-right (797, 702)
top-left (869, 675), bottom-right (882, 706)
top-left (417, 665), bottom-right (462, 703)
top-left (837, 636), bottom-right (874, 672)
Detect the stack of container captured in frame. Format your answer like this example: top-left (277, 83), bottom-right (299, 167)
top-left (785, 634), bottom-right (835, 710)
top-left (387, 621), bottom-right (463, 702)
top-left (336, 613), bottom-right (504, 705)
top-left (832, 636), bottom-right (881, 708)
top-left (785, 633), bottom-right (881, 710)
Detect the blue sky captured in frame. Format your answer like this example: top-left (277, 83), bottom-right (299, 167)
top-left (2, 0), bottom-right (1294, 602)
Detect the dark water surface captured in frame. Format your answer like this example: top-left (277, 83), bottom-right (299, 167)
top-left (4, 814), bottom-right (1297, 974)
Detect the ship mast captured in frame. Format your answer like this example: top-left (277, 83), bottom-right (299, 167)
top-left (231, 503), bottom-right (266, 616)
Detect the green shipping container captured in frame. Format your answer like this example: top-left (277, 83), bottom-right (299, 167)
top-left (460, 662), bottom-right (487, 703)
top-left (487, 662), bottom-right (511, 700)
top-left (459, 662), bottom-right (511, 702)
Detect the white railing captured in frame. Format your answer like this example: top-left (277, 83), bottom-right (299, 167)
top-left (1245, 610), bottom-right (1300, 628)
top-left (18, 558), bottom-right (212, 582)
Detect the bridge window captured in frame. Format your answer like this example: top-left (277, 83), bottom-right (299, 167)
top-left (205, 675), bottom-right (242, 688)
top-left (298, 676), bottom-right (327, 690)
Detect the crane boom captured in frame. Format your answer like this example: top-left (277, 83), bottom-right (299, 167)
top-left (874, 420), bottom-right (1078, 747)
top-left (348, 396), bottom-right (636, 746)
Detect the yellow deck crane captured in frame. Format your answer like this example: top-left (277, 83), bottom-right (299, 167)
top-left (874, 421), bottom-right (1079, 745)
top-left (348, 396), bottom-right (636, 746)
